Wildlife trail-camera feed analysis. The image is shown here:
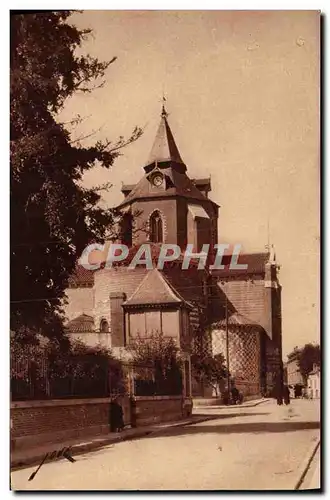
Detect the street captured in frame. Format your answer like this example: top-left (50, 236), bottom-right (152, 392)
top-left (11, 399), bottom-right (320, 491)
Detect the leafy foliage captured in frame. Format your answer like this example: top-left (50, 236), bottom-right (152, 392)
top-left (296, 343), bottom-right (320, 384)
top-left (128, 332), bottom-right (183, 396)
top-left (191, 352), bottom-right (228, 396)
top-left (10, 12), bottom-right (142, 338)
top-left (11, 335), bottom-right (125, 400)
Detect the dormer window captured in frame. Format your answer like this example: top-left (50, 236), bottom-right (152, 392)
top-left (150, 211), bottom-right (163, 243)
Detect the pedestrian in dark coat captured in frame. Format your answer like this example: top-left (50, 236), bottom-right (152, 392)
top-left (283, 385), bottom-right (290, 405)
top-left (116, 398), bottom-right (124, 432)
top-left (110, 396), bottom-right (125, 433)
top-left (276, 382), bottom-right (283, 405)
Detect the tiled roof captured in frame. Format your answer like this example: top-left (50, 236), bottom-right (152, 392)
top-left (66, 314), bottom-right (95, 333)
top-left (68, 265), bottom-right (94, 286)
top-left (124, 268), bottom-right (193, 308)
top-left (211, 252), bottom-right (270, 278)
top-left (212, 311), bottom-right (261, 329)
top-left (161, 265), bottom-right (208, 305)
top-left (145, 113), bottom-right (185, 169)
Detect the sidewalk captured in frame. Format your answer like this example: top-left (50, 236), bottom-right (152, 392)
top-left (10, 414), bottom-right (216, 470)
top-left (11, 397), bottom-right (269, 470)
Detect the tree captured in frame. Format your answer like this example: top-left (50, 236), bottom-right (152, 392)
top-left (128, 332), bottom-right (183, 396)
top-left (297, 343), bottom-right (321, 384)
top-left (191, 353), bottom-right (228, 396)
top-left (10, 12), bottom-right (142, 340)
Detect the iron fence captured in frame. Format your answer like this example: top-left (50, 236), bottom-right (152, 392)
top-left (10, 354), bottom-right (126, 401)
top-left (11, 354), bottom-right (184, 401)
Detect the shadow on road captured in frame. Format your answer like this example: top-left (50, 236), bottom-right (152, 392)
top-left (145, 420), bottom-right (320, 439)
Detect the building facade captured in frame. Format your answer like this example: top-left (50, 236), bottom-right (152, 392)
top-left (285, 349), bottom-right (305, 387)
top-left (64, 104), bottom-right (283, 398)
top-left (307, 364), bottom-right (320, 399)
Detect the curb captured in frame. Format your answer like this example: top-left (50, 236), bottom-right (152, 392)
top-left (11, 414), bottom-right (217, 471)
top-left (195, 398), bottom-right (271, 410)
top-left (294, 437), bottom-right (320, 490)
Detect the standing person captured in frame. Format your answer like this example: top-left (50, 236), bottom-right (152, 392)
top-left (231, 386), bottom-right (239, 405)
top-left (109, 397), bottom-right (118, 432)
top-left (276, 392), bottom-right (283, 405)
top-left (109, 396), bottom-right (123, 433)
top-left (283, 385), bottom-right (290, 405)
top-left (276, 380), bottom-right (283, 405)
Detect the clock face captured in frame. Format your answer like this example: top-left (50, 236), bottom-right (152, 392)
top-left (152, 174), bottom-right (163, 187)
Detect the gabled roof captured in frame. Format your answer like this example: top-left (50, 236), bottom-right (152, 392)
top-left (123, 268), bottom-right (193, 308)
top-left (145, 109), bottom-right (185, 170)
top-left (66, 314), bottom-right (95, 333)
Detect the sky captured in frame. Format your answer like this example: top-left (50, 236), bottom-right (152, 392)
top-left (59, 10), bottom-right (320, 357)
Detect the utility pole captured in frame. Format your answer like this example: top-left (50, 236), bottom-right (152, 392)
top-left (225, 295), bottom-right (230, 395)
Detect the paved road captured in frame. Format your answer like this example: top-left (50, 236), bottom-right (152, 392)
top-left (11, 399), bottom-right (320, 491)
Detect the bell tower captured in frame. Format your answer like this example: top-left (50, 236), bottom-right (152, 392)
top-left (117, 103), bottom-right (219, 251)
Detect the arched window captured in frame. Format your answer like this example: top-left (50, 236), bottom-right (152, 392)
top-left (121, 213), bottom-right (133, 247)
top-left (100, 319), bottom-right (109, 333)
top-left (150, 211), bottom-right (163, 243)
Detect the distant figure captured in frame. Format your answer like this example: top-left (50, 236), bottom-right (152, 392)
top-left (276, 394), bottom-right (283, 405)
top-left (294, 384), bottom-right (302, 399)
top-left (275, 383), bottom-right (283, 405)
top-left (283, 385), bottom-right (290, 405)
top-left (110, 396), bottom-right (124, 433)
top-left (231, 387), bottom-right (243, 405)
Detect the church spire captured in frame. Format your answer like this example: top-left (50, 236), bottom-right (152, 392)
top-left (144, 99), bottom-right (186, 173)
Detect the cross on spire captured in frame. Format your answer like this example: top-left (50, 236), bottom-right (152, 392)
top-left (161, 94), bottom-right (168, 118)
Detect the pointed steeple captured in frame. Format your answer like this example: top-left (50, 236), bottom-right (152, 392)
top-left (144, 101), bottom-right (186, 173)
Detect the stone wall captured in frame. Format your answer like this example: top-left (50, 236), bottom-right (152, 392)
top-left (131, 396), bottom-right (187, 427)
top-left (11, 398), bottom-right (114, 452)
top-left (68, 332), bottom-right (111, 349)
top-left (11, 396), bottom-right (189, 452)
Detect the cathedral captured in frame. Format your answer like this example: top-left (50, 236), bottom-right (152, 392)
top-left (64, 104), bottom-right (283, 399)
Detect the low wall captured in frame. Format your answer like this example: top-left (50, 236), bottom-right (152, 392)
top-left (131, 396), bottom-right (186, 427)
top-left (11, 395), bottom-right (191, 452)
top-left (11, 397), bottom-right (129, 453)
